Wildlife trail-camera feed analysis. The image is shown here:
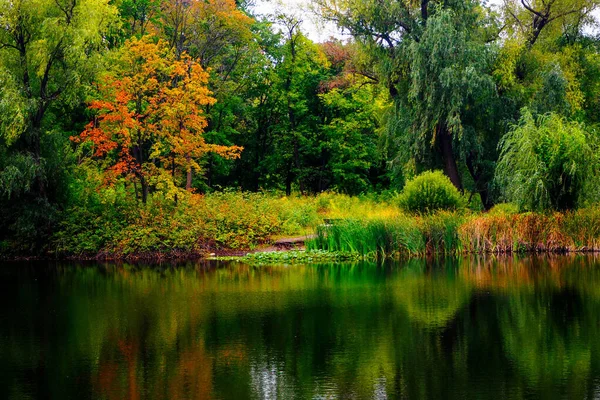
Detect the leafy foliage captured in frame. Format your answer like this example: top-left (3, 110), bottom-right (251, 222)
top-left (398, 170), bottom-right (464, 213)
top-left (73, 36), bottom-right (242, 202)
top-left (496, 109), bottom-right (599, 211)
top-left (0, 0), bottom-right (118, 252)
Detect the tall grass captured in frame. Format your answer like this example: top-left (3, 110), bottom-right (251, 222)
top-left (308, 219), bottom-right (415, 258)
top-left (308, 216), bottom-right (426, 258)
top-left (460, 208), bottom-right (600, 253)
top-left (308, 207), bottom-right (600, 258)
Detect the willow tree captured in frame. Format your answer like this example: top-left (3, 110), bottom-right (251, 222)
top-left (315, 0), bottom-right (498, 207)
top-left (0, 0), bottom-right (117, 197)
top-left (496, 109), bottom-right (598, 210)
top-left (408, 7), bottom-right (496, 194)
top-left (0, 0), bottom-right (118, 249)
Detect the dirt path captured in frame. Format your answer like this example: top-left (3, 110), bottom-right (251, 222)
top-left (210, 235), bottom-right (317, 257)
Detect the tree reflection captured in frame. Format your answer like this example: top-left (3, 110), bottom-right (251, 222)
top-left (1, 256), bottom-right (600, 399)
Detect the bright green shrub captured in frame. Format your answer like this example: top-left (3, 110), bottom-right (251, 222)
top-left (398, 170), bottom-right (463, 213)
top-left (495, 109), bottom-right (599, 211)
top-left (488, 203), bottom-right (519, 216)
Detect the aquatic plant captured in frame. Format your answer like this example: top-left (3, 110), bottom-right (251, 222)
top-left (240, 250), bottom-right (363, 264)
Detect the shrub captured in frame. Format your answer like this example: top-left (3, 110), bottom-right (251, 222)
top-left (398, 170), bottom-right (463, 213)
top-left (495, 109), bottom-right (599, 211)
top-left (487, 203), bottom-right (519, 216)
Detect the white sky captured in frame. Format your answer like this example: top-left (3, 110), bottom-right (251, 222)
top-left (252, 0), bottom-right (344, 42)
top-left (252, 0), bottom-right (506, 42)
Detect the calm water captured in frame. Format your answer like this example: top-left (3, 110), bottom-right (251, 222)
top-left (2, 256), bottom-right (600, 399)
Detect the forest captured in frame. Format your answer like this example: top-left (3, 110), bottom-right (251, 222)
top-left (2, 0), bottom-right (600, 258)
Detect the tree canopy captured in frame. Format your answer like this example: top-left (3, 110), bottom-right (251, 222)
top-left (1, 0), bottom-right (600, 253)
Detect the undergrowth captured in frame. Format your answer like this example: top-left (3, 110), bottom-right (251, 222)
top-left (49, 191), bottom-right (399, 258)
top-left (308, 207), bottom-right (600, 258)
top-left (38, 188), bottom-right (600, 260)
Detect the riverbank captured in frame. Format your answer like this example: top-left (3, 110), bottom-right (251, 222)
top-left (309, 208), bottom-right (600, 258)
top-left (2, 192), bottom-right (398, 260)
top-left (2, 192), bottom-right (600, 261)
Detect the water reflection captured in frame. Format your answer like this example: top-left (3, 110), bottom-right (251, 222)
top-left (1, 256), bottom-right (600, 399)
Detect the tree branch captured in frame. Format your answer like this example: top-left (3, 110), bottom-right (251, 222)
top-left (504, 0), bottom-right (526, 34)
top-left (520, 0), bottom-right (544, 18)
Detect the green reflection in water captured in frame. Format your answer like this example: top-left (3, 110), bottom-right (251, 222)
top-left (2, 256), bottom-right (600, 399)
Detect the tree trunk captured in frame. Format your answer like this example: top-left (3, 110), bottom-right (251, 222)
top-left (293, 138), bottom-right (304, 194)
top-left (30, 106), bottom-right (47, 198)
top-left (132, 144), bottom-right (147, 203)
top-left (479, 189), bottom-right (492, 211)
top-left (421, 0), bottom-right (429, 24)
top-left (437, 124), bottom-right (463, 191)
top-left (285, 163), bottom-right (293, 196)
top-left (140, 176), bottom-right (148, 204)
top-left (206, 153), bottom-right (214, 189)
top-left (186, 168), bottom-right (193, 191)
top-left (466, 154), bottom-right (493, 211)
top-left (134, 181), bottom-right (139, 202)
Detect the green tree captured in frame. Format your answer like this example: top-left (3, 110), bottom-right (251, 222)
top-left (0, 0), bottom-right (118, 251)
top-left (501, 0), bottom-right (600, 47)
top-left (118, 0), bottom-right (162, 37)
top-left (315, 0), bottom-right (499, 207)
top-left (495, 109), bottom-right (598, 210)
top-left (318, 79), bottom-right (385, 194)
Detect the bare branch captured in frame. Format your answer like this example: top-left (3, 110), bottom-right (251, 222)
top-left (0, 42), bottom-right (20, 51)
top-left (520, 0), bottom-right (544, 18)
top-left (504, 0), bottom-right (526, 34)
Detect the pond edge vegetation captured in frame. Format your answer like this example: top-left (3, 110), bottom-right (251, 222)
top-left (307, 208), bottom-right (600, 260)
top-left (4, 189), bottom-right (599, 262)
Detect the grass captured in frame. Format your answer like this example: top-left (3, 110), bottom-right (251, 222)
top-left (307, 207), bottom-right (600, 258)
top-left (460, 208), bottom-right (600, 253)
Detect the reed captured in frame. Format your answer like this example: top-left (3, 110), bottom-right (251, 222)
top-left (308, 215), bottom-right (436, 258)
top-left (308, 207), bottom-right (600, 258)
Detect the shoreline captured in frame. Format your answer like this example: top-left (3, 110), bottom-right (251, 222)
top-left (4, 246), bottom-right (600, 263)
top-left (5, 209), bottom-right (600, 262)
top-left (0, 236), bottom-right (311, 262)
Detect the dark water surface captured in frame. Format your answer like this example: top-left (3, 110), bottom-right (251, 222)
top-left (2, 256), bottom-right (600, 399)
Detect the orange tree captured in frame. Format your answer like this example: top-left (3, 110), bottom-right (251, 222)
top-left (73, 36), bottom-right (242, 203)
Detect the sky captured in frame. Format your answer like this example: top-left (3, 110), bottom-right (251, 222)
top-left (251, 0), bottom-right (506, 42)
top-left (252, 0), bottom-right (344, 42)
top-left (251, 0), bottom-right (600, 42)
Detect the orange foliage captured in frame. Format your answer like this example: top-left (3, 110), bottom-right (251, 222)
top-left (73, 36), bottom-right (242, 197)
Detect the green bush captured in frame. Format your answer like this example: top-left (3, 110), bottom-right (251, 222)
top-left (488, 203), bottom-right (519, 216)
top-left (398, 170), bottom-right (463, 213)
top-left (495, 109), bottom-right (599, 211)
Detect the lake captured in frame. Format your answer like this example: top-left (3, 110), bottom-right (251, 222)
top-left (2, 256), bottom-right (600, 399)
